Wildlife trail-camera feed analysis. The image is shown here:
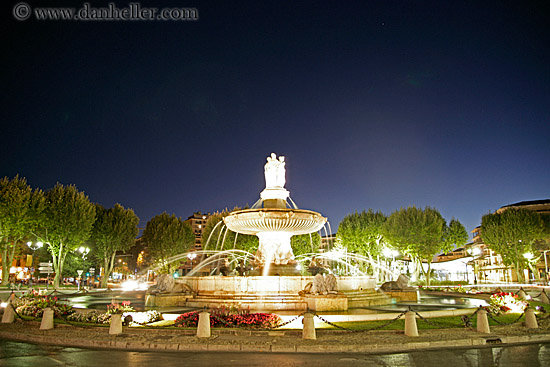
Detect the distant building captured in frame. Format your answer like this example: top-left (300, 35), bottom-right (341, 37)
top-left (469, 199), bottom-right (550, 283)
top-left (497, 199), bottom-right (550, 214)
top-left (184, 211), bottom-right (211, 250)
top-left (320, 233), bottom-right (336, 252)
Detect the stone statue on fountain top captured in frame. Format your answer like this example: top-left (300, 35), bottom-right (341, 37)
top-left (264, 153), bottom-right (286, 188)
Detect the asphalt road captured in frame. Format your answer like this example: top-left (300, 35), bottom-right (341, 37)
top-left (0, 340), bottom-right (549, 367)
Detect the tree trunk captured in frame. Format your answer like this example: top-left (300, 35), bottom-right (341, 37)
top-left (515, 261), bottom-right (524, 283)
top-left (52, 243), bottom-right (63, 289)
top-left (1, 240), bottom-right (20, 285)
top-left (101, 252), bottom-right (117, 288)
top-left (1, 249), bottom-right (10, 284)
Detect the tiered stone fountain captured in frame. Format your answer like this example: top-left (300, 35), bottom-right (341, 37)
top-left (146, 153), bottom-right (388, 311)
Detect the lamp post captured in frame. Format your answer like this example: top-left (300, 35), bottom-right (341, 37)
top-left (26, 241), bottom-right (43, 285)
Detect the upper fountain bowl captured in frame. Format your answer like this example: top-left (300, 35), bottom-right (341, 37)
top-left (224, 208), bottom-right (327, 236)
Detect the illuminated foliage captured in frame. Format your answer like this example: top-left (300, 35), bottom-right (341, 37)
top-left (382, 206), bottom-right (467, 285)
top-left (0, 175), bottom-right (44, 284)
top-left (90, 204), bottom-right (139, 287)
top-left (35, 183), bottom-right (96, 288)
top-left (481, 208), bottom-right (546, 283)
top-left (142, 212), bottom-right (194, 274)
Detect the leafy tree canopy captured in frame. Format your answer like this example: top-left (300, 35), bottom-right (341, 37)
top-left (35, 183), bottom-right (96, 288)
top-left (0, 175), bottom-right (44, 284)
top-left (481, 208), bottom-right (546, 282)
top-left (90, 203), bottom-right (139, 287)
top-left (142, 212), bottom-right (194, 273)
top-left (337, 209), bottom-right (387, 257)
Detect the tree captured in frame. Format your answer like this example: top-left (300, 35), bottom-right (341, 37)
top-left (481, 208), bottom-right (545, 283)
top-left (445, 218), bottom-right (469, 248)
top-left (90, 204), bottom-right (139, 287)
top-left (382, 206), bottom-right (465, 285)
top-left (291, 232), bottom-right (321, 256)
top-left (142, 212), bottom-right (194, 274)
top-left (337, 210), bottom-right (387, 279)
top-left (0, 176), bottom-right (44, 285)
top-left (35, 183), bottom-right (96, 288)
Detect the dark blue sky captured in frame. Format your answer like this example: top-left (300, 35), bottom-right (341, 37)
top-left (3, 1), bottom-right (549, 237)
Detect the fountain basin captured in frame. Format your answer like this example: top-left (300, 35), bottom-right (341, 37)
top-left (223, 208), bottom-right (327, 235)
top-left (145, 276), bottom-right (388, 311)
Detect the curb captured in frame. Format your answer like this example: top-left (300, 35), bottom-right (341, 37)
top-left (1, 329), bottom-right (550, 354)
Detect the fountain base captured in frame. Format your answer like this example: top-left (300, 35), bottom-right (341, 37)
top-left (249, 264), bottom-right (302, 276)
top-left (145, 275), bottom-right (389, 311)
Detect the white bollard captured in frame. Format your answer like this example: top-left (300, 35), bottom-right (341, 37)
top-left (302, 312), bottom-right (316, 340)
top-left (476, 309), bottom-right (491, 333)
top-left (404, 311), bottom-right (419, 337)
top-left (40, 307), bottom-right (54, 330)
top-left (109, 314), bottom-right (123, 335)
top-left (1, 302), bottom-right (15, 324)
top-left (540, 291), bottom-right (550, 304)
top-left (196, 311), bottom-right (211, 338)
top-left (517, 288), bottom-right (528, 300)
top-left (525, 308), bottom-right (538, 329)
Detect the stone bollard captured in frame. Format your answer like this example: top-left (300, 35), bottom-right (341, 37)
top-left (540, 291), bottom-right (550, 304)
top-left (476, 309), bottom-right (491, 333)
top-left (109, 314), bottom-right (123, 335)
top-left (302, 312), bottom-right (316, 340)
top-left (404, 311), bottom-right (419, 337)
top-left (525, 308), bottom-right (538, 329)
top-left (1, 302), bottom-right (15, 324)
top-left (40, 307), bottom-right (54, 330)
top-left (196, 311), bottom-right (211, 338)
top-left (517, 288), bottom-right (528, 300)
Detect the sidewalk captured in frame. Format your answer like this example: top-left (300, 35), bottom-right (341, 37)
top-left (1, 318), bottom-right (550, 354)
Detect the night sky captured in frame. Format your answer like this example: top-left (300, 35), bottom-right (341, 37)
top-left (3, 1), bottom-right (550, 237)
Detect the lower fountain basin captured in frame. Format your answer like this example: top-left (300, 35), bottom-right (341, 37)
top-left (145, 275), bottom-right (387, 311)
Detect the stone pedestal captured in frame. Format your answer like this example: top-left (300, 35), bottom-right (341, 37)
top-left (40, 307), bottom-right (54, 330)
top-left (525, 308), bottom-right (538, 329)
top-left (109, 314), bottom-right (123, 335)
top-left (540, 291), bottom-right (550, 304)
top-left (476, 309), bottom-right (491, 333)
top-left (1, 302), bottom-right (15, 323)
top-left (404, 311), bottom-right (418, 337)
top-left (384, 290), bottom-right (418, 302)
top-left (517, 288), bottom-right (528, 300)
top-left (304, 294), bottom-right (348, 311)
top-left (197, 311), bottom-right (211, 338)
top-left (302, 312), bottom-right (316, 340)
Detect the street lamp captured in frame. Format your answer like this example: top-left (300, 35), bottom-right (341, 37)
top-left (467, 246), bottom-right (482, 284)
top-left (78, 246), bottom-right (90, 259)
top-left (26, 241), bottom-right (43, 284)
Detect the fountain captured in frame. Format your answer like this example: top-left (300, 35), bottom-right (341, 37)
top-left (145, 153), bottom-right (389, 311)
top-left (224, 153), bottom-right (327, 276)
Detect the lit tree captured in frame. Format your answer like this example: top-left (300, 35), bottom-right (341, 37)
top-left (481, 208), bottom-right (545, 283)
top-left (142, 212), bottom-right (194, 274)
top-left (90, 204), bottom-right (139, 287)
top-left (0, 176), bottom-right (44, 284)
top-left (35, 183), bottom-right (96, 288)
top-left (337, 210), bottom-right (387, 279)
top-left (291, 232), bottom-right (321, 256)
top-left (382, 206), bottom-right (466, 285)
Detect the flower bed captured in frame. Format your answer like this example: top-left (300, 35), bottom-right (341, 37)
top-left (13, 290), bottom-right (74, 318)
top-left (486, 292), bottom-right (528, 314)
top-left (174, 311), bottom-right (281, 329)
